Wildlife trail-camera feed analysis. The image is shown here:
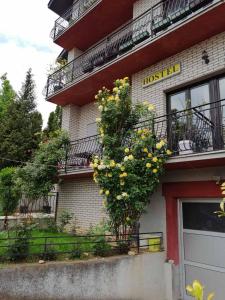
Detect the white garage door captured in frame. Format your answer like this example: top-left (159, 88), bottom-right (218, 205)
top-left (180, 199), bottom-right (225, 300)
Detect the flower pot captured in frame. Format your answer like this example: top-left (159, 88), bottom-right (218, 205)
top-left (152, 17), bottom-right (171, 34)
top-left (169, 6), bottom-right (191, 23)
top-left (133, 30), bottom-right (150, 45)
top-left (148, 235), bottom-right (161, 252)
top-left (20, 205), bottom-right (28, 214)
top-left (190, 0), bottom-right (213, 12)
top-left (43, 205), bottom-right (51, 214)
top-left (54, 84), bottom-right (63, 92)
top-left (178, 140), bottom-right (194, 155)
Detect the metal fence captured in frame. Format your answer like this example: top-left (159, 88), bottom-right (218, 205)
top-left (18, 192), bottom-right (58, 215)
top-left (46, 0), bottom-right (213, 98)
top-left (50, 0), bottom-right (100, 40)
top-left (59, 100), bottom-right (225, 172)
top-left (0, 231), bottom-right (163, 261)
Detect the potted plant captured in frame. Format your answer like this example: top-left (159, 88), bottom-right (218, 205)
top-left (133, 27), bottom-right (150, 45)
top-left (152, 16), bottom-right (171, 34)
top-left (190, 0), bottom-right (213, 12)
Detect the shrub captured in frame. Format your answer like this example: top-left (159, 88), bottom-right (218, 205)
top-left (116, 240), bottom-right (130, 255)
top-left (58, 210), bottom-right (74, 232)
top-left (92, 236), bottom-right (111, 257)
top-left (70, 244), bottom-right (83, 259)
top-left (40, 246), bottom-right (57, 261)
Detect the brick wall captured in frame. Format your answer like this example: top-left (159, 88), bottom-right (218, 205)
top-left (131, 31), bottom-right (225, 116)
top-left (58, 178), bottom-right (106, 230)
top-left (133, 0), bottom-right (159, 18)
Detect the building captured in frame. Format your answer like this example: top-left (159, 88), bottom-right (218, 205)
top-left (46, 0), bottom-right (225, 299)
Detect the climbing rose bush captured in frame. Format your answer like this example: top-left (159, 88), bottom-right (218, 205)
top-left (91, 77), bottom-right (172, 235)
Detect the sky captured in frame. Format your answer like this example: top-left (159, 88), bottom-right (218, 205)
top-left (0, 0), bottom-right (62, 126)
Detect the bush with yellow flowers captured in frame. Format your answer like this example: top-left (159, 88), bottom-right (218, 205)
top-left (91, 78), bottom-right (172, 235)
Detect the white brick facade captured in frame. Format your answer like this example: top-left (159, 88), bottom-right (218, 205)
top-left (58, 178), bottom-right (106, 230)
top-left (59, 0), bottom-right (225, 232)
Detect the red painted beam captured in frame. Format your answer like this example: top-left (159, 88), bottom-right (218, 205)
top-left (55, 0), bottom-right (136, 51)
top-left (162, 181), bottom-right (222, 265)
top-left (48, 3), bottom-right (225, 106)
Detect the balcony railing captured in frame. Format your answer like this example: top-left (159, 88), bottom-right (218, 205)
top-left (46, 0), bottom-right (213, 99)
top-left (50, 0), bottom-right (99, 41)
top-left (59, 100), bottom-right (225, 173)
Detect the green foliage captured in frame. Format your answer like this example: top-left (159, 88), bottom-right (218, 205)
top-left (43, 218), bottom-right (58, 233)
top-left (7, 221), bottom-right (35, 261)
top-left (0, 167), bottom-right (19, 217)
top-left (15, 130), bottom-right (69, 202)
top-left (116, 240), bottom-right (130, 254)
top-left (70, 244), bottom-right (83, 259)
top-left (92, 236), bottom-right (111, 257)
top-left (58, 210), bottom-right (74, 232)
top-left (91, 78), bottom-right (172, 234)
top-left (43, 106), bottom-right (62, 138)
top-left (0, 69), bottom-right (42, 169)
top-left (0, 74), bottom-right (16, 118)
top-left (40, 246), bottom-right (57, 261)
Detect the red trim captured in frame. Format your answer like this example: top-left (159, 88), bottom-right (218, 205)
top-left (162, 181), bottom-right (221, 265)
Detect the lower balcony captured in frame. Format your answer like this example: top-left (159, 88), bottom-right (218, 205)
top-left (59, 100), bottom-right (225, 176)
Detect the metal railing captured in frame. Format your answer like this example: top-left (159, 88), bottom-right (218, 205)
top-left (46, 0), bottom-right (214, 98)
top-left (60, 100), bottom-right (225, 172)
top-left (50, 0), bottom-right (100, 40)
top-left (0, 231), bottom-right (163, 262)
top-left (18, 192), bottom-right (58, 215)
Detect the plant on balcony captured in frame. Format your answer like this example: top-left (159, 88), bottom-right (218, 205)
top-left (90, 78), bottom-right (172, 236)
top-left (48, 59), bottom-right (67, 92)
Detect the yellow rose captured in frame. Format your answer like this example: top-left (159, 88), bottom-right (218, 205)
top-left (126, 217), bottom-right (130, 222)
top-left (96, 118), bottom-right (101, 122)
top-left (148, 153), bottom-right (152, 158)
top-left (143, 148), bottom-right (148, 153)
top-left (120, 181), bottom-right (125, 186)
top-left (93, 163), bottom-right (98, 168)
top-left (105, 190), bottom-right (110, 196)
top-left (148, 104), bottom-right (155, 111)
top-left (108, 173), bottom-right (112, 178)
top-left (110, 160), bottom-right (116, 167)
top-left (116, 195), bottom-right (122, 200)
top-left (95, 95), bottom-right (98, 100)
top-left (102, 199), bottom-right (107, 207)
top-left (98, 105), bottom-right (103, 112)
top-left (153, 169), bottom-right (158, 173)
top-left (124, 148), bottom-right (130, 154)
top-left (99, 189), bottom-right (104, 195)
top-left (156, 142), bottom-right (162, 150)
top-left (146, 163), bottom-right (152, 168)
top-left (152, 157), bottom-right (158, 163)
top-left (122, 172), bottom-right (128, 177)
top-left (128, 155), bottom-right (134, 160)
top-left (121, 166), bottom-right (125, 171)
top-left (166, 149), bottom-right (172, 155)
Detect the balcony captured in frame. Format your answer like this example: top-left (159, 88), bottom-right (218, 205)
top-left (59, 100), bottom-right (225, 176)
top-left (50, 0), bottom-right (135, 50)
top-left (46, 0), bottom-right (225, 106)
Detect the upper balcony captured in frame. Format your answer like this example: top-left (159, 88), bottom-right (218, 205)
top-left (46, 0), bottom-right (225, 106)
top-left (59, 99), bottom-right (225, 177)
top-left (50, 0), bottom-right (136, 50)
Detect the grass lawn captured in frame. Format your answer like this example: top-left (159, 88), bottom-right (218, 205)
top-left (0, 230), bottom-right (94, 259)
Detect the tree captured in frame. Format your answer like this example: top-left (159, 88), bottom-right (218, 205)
top-left (0, 69), bottom-right (43, 169)
top-left (91, 78), bottom-right (172, 236)
top-left (43, 106), bottom-right (62, 138)
top-left (15, 130), bottom-right (69, 209)
top-left (0, 167), bottom-right (19, 229)
top-left (0, 74), bottom-right (16, 118)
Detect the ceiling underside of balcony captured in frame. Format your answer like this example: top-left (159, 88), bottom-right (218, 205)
top-left (48, 0), bottom-right (73, 16)
top-left (54, 0), bottom-right (136, 50)
top-left (48, 2), bottom-right (225, 106)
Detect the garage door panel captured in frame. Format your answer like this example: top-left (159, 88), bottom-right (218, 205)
top-left (183, 232), bottom-right (225, 268)
top-left (185, 264), bottom-right (225, 300)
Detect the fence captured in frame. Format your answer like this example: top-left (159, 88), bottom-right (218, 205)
top-left (60, 99), bottom-right (225, 172)
top-left (0, 231), bottom-right (163, 262)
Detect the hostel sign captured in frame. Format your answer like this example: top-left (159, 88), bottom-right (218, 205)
top-left (142, 63), bottom-right (181, 87)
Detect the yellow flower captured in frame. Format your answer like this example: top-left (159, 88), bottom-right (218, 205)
top-left (124, 76), bottom-right (129, 81)
top-left (90, 163), bottom-right (94, 168)
top-left (113, 87), bottom-right (119, 93)
top-left (110, 160), bottom-right (116, 168)
top-left (126, 217), bottom-right (130, 222)
top-left (121, 166), bottom-right (125, 171)
top-left (116, 163), bottom-right (121, 168)
top-left (146, 163), bottom-right (152, 168)
top-left (141, 135), bottom-right (146, 140)
top-left (221, 182), bottom-right (225, 187)
top-left (102, 199), bottom-right (107, 207)
top-left (152, 157), bottom-right (158, 163)
top-left (95, 95), bottom-right (98, 100)
top-left (143, 148), bottom-right (148, 153)
top-left (93, 163), bottom-right (98, 168)
top-left (148, 104), bottom-right (155, 111)
top-left (122, 192), bottom-right (128, 197)
top-left (120, 181), bottom-right (125, 186)
top-left (122, 172), bottom-right (128, 177)
top-left (98, 90), bottom-right (102, 94)
top-left (108, 173), bottom-right (112, 178)
top-left (124, 156), bottom-right (129, 162)
top-left (153, 169), bottom-right (158, 173)
top-left (105, 190), bottom-right (110, 196)
top-left (115, 95), bottom-right (120, 101)
top-left (116, 195), bottom-right (122, 200)
top-left (124, 148), bottom-right (130, 154)
top-left (96, 117), bottom-right (101, 123)
top-left (94, 159), bottom-right (99, 164)
top-left (166, 149), bottom-right (172, 155)
top-left (99, 189), bottom-right (104, 195)
top-left (156, 142), bottom-right (163, 150)
top-left (98, 105), bottom-right (103, 112)
top-left (128, 154), bottom-right (134, 160)
top-left (148, 153), bottom-right (152, 158)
